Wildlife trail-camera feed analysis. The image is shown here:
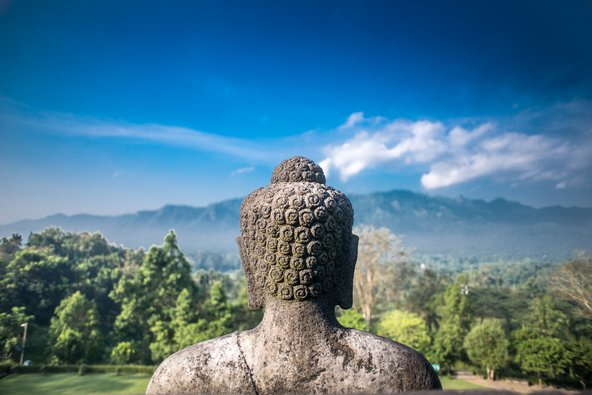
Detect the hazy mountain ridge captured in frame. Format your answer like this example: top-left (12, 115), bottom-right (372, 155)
top-left (2, 190), bottom-right (590, 259)
top-left (349, 190), bottom-right (592, 257)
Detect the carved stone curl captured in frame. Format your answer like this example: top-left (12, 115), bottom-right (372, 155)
top-left (270, 155), bottom-right (326, 184)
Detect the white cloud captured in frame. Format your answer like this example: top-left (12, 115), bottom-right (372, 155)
top-left (0, 104), bottom-right (295, 164)
top-left (40, 117), bottom-right (265, 161)
top-left (449, 123), bottom-right (493, 147)
top-left (421, 132), bottom-right (569, 189)
top-left (339, 112), bottom-right (365, 129)
top-left (321, 114), bottom-right (449, 181)
top-left (321, 107), bottom-right (592, 189)
top-left (231, 166), bottom-right (255, 177)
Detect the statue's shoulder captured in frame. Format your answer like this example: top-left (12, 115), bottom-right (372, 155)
top-left (340, 329), bottom-right (442, 391)
top-left (146, 331), bottom-right (256, 395)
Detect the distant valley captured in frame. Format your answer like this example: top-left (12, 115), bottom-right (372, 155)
top-left (2, 189), bottom-right (591, 266)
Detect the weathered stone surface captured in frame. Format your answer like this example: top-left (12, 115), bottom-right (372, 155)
top-left (147, 156), bottom-right (441, 394)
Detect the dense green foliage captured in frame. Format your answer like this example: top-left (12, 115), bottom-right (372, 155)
top-left (513, 297), bottom-right (570, 386)
top-left (336, 308), bottom-right (368, 331)
top-left (350, 228), bottom-right (591, 387)
top-left (0, 227), bottom-right (590, 389)
top-left (0, 307), bottom-right (32, 361)
top-left (0, 228), bottom-right (260, 366)
top-left (464, 319), bottom-right (509, 379)
top-left (376, 310), bottom-right (431, 355)
top-left (48, 291), bottom-right (101, 364)
top-left (432, 274), bottom-right (473, 371)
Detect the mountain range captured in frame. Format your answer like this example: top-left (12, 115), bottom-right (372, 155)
top-left (2, 189), bottom-right (591, 261)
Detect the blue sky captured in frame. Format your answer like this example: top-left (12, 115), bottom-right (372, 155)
top-left (1, 0), bottom-right (591, 224)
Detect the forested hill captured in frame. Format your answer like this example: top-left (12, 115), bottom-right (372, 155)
top-left (2, 190), bottom-right (591, 259)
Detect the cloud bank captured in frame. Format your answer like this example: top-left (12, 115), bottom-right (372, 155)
top-left (320, 105), bottom-right (592, 189)
top-left (2, 97), bottom-right (590, 191)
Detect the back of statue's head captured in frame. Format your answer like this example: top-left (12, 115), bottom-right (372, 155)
top-left (239, 156), bottom-right (356, 309)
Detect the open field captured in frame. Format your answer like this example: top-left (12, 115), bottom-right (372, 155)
top-left (440, 376), bottom-right (486, 390)
top-left (0, 373), bottom-right (151, 395)
top-left (0, 373), bottom-right (484, 394)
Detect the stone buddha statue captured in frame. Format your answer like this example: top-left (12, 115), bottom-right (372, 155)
top-left (147, 156), bottom-right (441, 394)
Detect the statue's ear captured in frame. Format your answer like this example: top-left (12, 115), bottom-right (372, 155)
top-left (237, 236), bottom-right (264, 310)
top-left (337, 234), bottom-right (358, 310)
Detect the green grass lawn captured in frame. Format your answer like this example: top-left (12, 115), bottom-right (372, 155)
top-left (0, 373), bottom-right (151, 395)
top-left (440, 376), bottom-right (486, 390)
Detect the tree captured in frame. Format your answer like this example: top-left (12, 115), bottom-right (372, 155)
top-left (0, 234), bottom-right (22, 263)
top-left (149, 283), bottom-right (219, 362)
top-left (201, 281), bottom-right (231, 323)
top-left (149, 319), bottom-right (178, 362)
top-left (229, 278), bottom-right (263, 331)
top-left (190, 280), bottom-right (233, 343)
top-left (110, 341), bottom-right (138, 365)
top-left (550, 253), bottom-right (592, 320)
top-left (432, 274), bottom-right (473, 372)
top-left (48, 291), bottom-right (101, 364)
top-left (26, 228), bottom-right (69, 257)
top-left (76, 253), bottom-right (126, 338)
top-left (0, 307), bottom-right (33, 361)
top-left (566, 336), bottom-right (592, 389)
top-left (377, 310), bottom-right (431, 355)
top-left (161, 283), bottom-right (234, 359)
top-left (170, 288), bottom-right (201, 350)
top-left (111, 231), bottom-right (198, 363)
top-left (353, 226), bottom-right (412, 328)
top-left (336, 308), bottom-right (368, 331)
top-left (514, 297), bottom-right (569, 386)
top-left (464, 319), bottom-right (509, 380)
top-left (26, 228), bottom-right (113, 260)
top-left (515, 336), bottom-right (568, 387)
top-left (405, 267), bottom-right (447, 332)
top-left (1, 250), bottom-right (75, 325)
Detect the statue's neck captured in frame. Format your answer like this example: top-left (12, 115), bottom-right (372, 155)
top-left (255, 297), bottom-right (340, 338)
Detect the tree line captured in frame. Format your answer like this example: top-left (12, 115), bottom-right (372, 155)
top-left (342, 226), bottom-right (592, 388)
top-left (0, 227), bottom-right (590, 388)
top-left (0, 228), bottom-right (260, 366)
